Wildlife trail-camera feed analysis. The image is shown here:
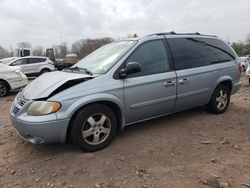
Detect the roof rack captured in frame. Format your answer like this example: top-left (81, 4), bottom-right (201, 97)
top-left (147, 31), bottom-right (217, 37)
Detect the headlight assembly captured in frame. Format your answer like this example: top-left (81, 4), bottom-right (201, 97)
top-left (27, 101), bottom-right (61, 116)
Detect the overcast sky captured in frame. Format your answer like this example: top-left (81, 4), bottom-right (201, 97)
top-left (0, 0), bottom-right (250, 49)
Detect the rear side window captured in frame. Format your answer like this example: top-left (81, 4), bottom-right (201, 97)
top-left (202, 38), bottom-right (235, 64)
top-left (167, 38), bottom-right (209, 70)
top-left (125, 40), bottom-right (170, 77)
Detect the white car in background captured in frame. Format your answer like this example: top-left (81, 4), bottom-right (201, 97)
top-left (0, 64), bottom-right (28, 97)
top-left (0, 57), bottom-right (17, 64)
top-left (6, 56), bottom-right (55, 76)
top-left (239, 56), bottom-right (250, 71)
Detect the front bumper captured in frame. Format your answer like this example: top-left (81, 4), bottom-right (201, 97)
top-left (10, 115), bottom-right (69, 144)
top-left (10, 92), bottom-right (70, 144)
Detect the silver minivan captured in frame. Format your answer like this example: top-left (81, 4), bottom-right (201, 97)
top-left (7, 56), bottom-right (55, 76)
top-left (10, 32), bottom-right (241, 151)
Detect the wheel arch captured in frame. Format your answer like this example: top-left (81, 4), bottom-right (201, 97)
top-left (215, 76), bottom-right (233, 93)
top-left (65, 96), bottom-right (125, 141)
top-left (0, 78), bottom-right (11, 90)
top-left (207, 76), bottom-right (233, 103)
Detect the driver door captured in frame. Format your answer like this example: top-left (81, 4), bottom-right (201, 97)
top-left (123, 39), bottom-right (177, 124)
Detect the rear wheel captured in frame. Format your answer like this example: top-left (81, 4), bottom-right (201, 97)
top-left (0, 81), bottom-right (9, 97)
top-left (70, 104), bottom-right (117, 152)
top-left (249, 78), bottom-right (250, 85)
top-left (207, 85), bottom-right (230, 114)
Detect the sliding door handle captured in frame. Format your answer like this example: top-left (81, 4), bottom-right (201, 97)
top-left (163, 81), bottom-right (175, 87)
top-left (179, 78), bottom-right (189, 85)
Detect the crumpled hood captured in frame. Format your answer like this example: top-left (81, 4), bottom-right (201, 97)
top-left (23, 71), bottom-right (93, 100)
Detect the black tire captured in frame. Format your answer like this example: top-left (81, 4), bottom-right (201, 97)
top-left (70, 104), bottom-right (117, 152)
top-left (40, 68), bottom-right (51, 75)
top-left (0, 81), bottom-right (9, 97)
top-left (249, 78), bottom-right (250, 85)
top-left (206, 84), bottom-right (230, 114)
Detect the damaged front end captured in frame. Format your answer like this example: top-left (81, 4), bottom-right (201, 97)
top-left (22, 71), bottom-right (94, 100)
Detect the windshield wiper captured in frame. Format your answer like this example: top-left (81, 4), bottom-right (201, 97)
top-left (64, 66), bottom-right (93, 75)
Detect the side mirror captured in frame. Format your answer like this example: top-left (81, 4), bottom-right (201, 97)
top-left (119, 62), bottom-right (141, 78)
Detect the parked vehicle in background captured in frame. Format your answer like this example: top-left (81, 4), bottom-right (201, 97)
top-left (10, 32), bottom-right (241, 151)
top-left (53, 54), bottom-right (78, 70)
top-left (14, 48), bottom-right (33, 57)
top-left (65, 54), bottom-right (78, 64)
top-left (54, 59), bottom-right (72, 70)
top-left (239, 56), bottom-right (250, 71)
top-left (6, 56), bottom-right (55, 76)
top-left (0, 57), bottom-right (17, 64)
top-left (0, 64), bottom-right (28, 97)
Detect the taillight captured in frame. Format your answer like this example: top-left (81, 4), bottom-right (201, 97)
top-left (48, 61), bottom-right (54, 65)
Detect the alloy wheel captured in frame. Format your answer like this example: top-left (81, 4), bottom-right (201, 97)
top-left (216, 90), bottom-right (228, 110)
top-left (82, 113), bottom-right (111, 145)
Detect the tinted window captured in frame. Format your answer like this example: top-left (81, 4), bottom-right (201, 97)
top-left (125, 40), bottom-right (169, 77)
top-left (202, 39), bottom-right (235, 63)
top-left (168, 38), bottom-right (209, 70)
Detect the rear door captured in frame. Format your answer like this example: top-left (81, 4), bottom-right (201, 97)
top-left (27, 58), bottom-right (47, 74)
top-left (167, 37), bottom-right (219, 111)
top-left (123, 39), bottom-right (177, 123)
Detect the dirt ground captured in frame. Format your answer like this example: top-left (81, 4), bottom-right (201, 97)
top-left (0, 76), bottom-right (250, 188)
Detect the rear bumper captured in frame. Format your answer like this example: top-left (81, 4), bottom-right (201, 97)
top-left (231, 81), bottom-right (241, 95)
top-left (10, 114), bottom-right (70, 144)
top-left (9, 77), bottom-right (28, 90)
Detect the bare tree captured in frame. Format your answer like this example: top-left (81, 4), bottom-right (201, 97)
top-left (16, 42), bottom-right (32, 48)
top-left (0, 46), bottom-right (10, 59)
top-left (246, 32), bottom-right (250, 44)
top-left (71, 37), bottom-right (113, 59)
top-left (33, 46), bottom-right (44, 56)
top-left (58, 42), bottom-right (68, 58)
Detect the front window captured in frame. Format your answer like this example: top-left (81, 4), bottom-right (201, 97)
top-left (71, 40), bottom-right (137, 75)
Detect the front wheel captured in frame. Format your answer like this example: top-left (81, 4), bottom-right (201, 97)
top-left (70, 104), bottom-right (117, 152)
top-left (206, 85), bottom-right (230, 114)
top-left (0, 81), bottom-right (9, 97)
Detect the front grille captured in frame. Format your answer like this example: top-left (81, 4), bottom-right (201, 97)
top-left (11, 92), bottom-right (29, 116)
top-left (12, 106), bottom-right (20, 115)
top-left (17, 98), bottom-right (27, 107)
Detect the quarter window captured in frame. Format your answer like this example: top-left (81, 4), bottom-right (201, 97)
top-left (125, 40), bottom-right (170, 77)
top-left (202, 39), bottom-right (235, 64)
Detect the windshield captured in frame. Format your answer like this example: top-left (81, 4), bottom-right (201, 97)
top-left (72, 40), bottom-right (137, 74)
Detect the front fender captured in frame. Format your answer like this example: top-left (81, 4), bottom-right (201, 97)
top-left (57, 93), bottom-right (125, 124)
